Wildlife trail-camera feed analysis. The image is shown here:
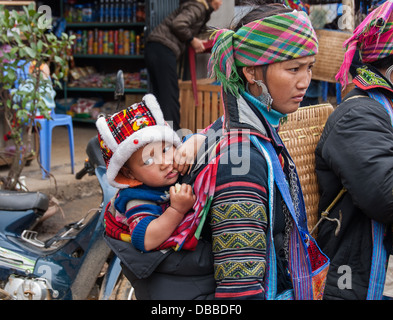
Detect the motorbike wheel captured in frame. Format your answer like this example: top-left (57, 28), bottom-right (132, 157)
top-left (110, 274), bottom-right (135, 300)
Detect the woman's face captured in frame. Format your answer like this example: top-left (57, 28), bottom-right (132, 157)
top-left (247, 55), bottom-right (316, 114)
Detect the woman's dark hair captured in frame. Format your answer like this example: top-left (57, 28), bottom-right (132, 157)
top-left (369, 54), bottom-right (393, 71)
top-left (235, 2), bottom-right (292, 85)
top-left (234, 2), bottom-right (291, 31)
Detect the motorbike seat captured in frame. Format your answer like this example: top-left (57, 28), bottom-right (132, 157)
top-left (0, 190), bottom-right (49, 215)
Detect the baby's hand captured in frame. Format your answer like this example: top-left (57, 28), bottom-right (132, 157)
top-left (174, 134), bottom-right (206, 175)
top-left (173, 147), bottom-right (193, 176)
top-left (169, 183), bottom-right (196, 215)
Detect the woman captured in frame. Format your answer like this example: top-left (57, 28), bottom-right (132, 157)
top-left (315, 1), bottom-right (393, 300)
top-left (144, 0), bottom-right (223, 132)
top-left (187, 1), bottom-right (329, 300)
top-left (106, 1), bottom-right (329, 300)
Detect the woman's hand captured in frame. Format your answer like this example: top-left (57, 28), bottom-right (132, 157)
top-left (190, 37), bottom-right (207, 53)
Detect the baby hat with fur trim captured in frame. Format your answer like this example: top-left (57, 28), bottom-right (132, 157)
top-left (96, 94), bottom-right (181, 188)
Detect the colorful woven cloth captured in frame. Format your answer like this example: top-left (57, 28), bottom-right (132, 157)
top-left (207, 10), bottom-right (318, 95)
top-left (283, 0), bottom-right (309, 13)
top-left (336, 0), bottom-right (393, 87)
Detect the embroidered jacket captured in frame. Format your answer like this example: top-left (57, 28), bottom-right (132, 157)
top-left (193, 90), bottom-right (329, 299)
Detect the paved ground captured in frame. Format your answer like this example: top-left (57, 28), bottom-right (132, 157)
top-left (0, 122), bottom-right (103, 235)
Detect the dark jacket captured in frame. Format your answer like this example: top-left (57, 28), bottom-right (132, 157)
top-left (181, 92), bottom-right (294, 299)
top-left (146, 0), bottom-right (213, 59)
top-left (315, 86), bottom-right (393, 300)
top-left (209, 92), bottom-right (294, 298)
top-left (105, 235), bottom-right (215, 300)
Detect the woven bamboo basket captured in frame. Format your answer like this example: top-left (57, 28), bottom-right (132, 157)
top-left (312, 29), bottom-right (352, 83)
top-left (279, 103), bottom-right (334, 233)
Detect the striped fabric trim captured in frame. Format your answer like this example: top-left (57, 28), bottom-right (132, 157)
top-left (215, 181), bottom-right (267, 194)
top-left (251, 135), bottom-right (325, 300)
top-left (364, 89), bottom-right (391, 300)
top-left (367, 89), bottom-right (393, 125)
top-left (215, 278), bottom-right (264, 299)
top-left (366, 221), bottom-right (388, 300)
top-left (258, 136), bottom-right (279, 300)
top-left (214, 248), bottom-right (267, 263)
top-left (288, 226), bottom-right (313, 300)
top-left (104, 202), bottom-right (131, 242)
top-left (125, 203), bottom-right (162, 220)
top-left (213, 190), bottom-right (267, 206)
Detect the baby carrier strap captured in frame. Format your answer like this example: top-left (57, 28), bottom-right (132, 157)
top-left (249, 134), bottom-right (329, 300)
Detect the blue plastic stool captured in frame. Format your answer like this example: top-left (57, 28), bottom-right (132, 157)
top-left (34, 109), bottom-right (75, 179)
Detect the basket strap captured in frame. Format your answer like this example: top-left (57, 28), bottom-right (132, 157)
top-left (310, 188), bottom-right (346, 236)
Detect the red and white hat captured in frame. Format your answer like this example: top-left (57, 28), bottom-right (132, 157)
top-left (96, 94), bottom-right (181, 188)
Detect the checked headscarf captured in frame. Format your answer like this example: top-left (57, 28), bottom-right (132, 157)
top-left (336, 0), bottom-right (393, 88)
top-left (207, 10), bottom-right (318, 95)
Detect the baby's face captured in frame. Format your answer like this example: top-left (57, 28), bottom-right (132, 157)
top-left (124, 141), bottom-right (179, 187)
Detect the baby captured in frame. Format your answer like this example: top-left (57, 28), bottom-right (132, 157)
top-left (97, 94), bottom-right (206, 252)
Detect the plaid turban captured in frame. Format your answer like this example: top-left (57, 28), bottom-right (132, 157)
top-left (336, 0), bottom-right (393, 87)
top-left (207, 10), bottom-right (318, 95)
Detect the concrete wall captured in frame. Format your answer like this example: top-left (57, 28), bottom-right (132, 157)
top-left (208, 0), bottom-right (235, 28)
top-left (195, 0), bottom-right (235, 78)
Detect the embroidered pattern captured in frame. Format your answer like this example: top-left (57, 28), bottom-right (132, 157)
top-left (211, 201), bottom-right (268, 281)
top-left (355, 66), bottom-right (391, 89)
top-left (211, 202), bottom-right (267, 224)
top-left (215, 260), bottom-right (266, 280)
top-left (213, 230), bottom-right (267, 252)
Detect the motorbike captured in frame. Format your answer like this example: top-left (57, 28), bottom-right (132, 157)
top-left (0, 70), bottom-right (132, 300)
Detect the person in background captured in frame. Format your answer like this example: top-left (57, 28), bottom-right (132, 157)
top-left (315, 1), bottom-right (393, 300)
top-left (144, 0), bottom-right (223, 132)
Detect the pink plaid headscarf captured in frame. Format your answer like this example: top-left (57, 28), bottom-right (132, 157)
top-left (336, 0), bottom-right (393, 87)
top-left (208, 10), bottom-right (318, 95)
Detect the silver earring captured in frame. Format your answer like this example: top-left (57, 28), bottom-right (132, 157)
top-left (385, 65), bottom-right (393, 86)
top-left (253, 79), bottom-right (273, 111)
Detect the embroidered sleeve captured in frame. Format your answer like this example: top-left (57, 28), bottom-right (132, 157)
top-left (211, 147), bottom-right (269, 299)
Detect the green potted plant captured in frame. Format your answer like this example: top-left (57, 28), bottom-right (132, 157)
top-left (0, 3), bottom-right (74, 190)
